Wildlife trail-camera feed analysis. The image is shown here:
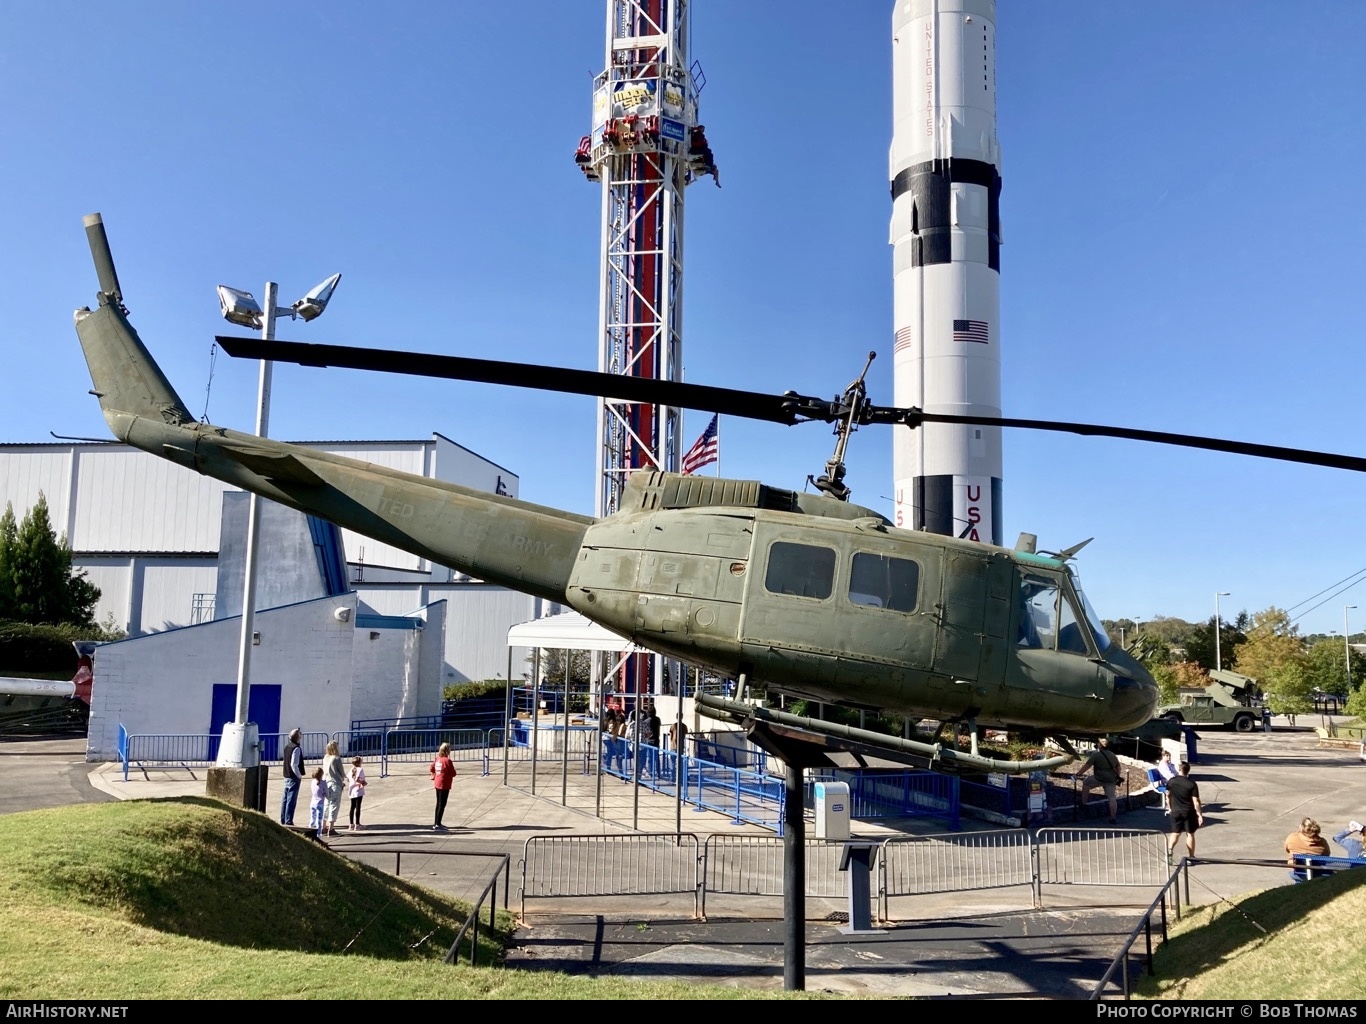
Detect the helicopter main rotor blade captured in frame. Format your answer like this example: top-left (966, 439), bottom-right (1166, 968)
top-left (215, 337), bottom-right (835, 426)
top-left (217, 336), bottom-right (1366, 475)
top-left (897, 411), bottom-right (1366, 475)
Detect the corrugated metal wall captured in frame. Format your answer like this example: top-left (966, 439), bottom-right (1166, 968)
top-left (355, 583), bottom-right (540, 685)
top-left (140, 561), bottom-right (218, 633)
top-left (0, 440), bottom-right (525, 647)
top-left (0, 447), bottom-right (73, 537)
top-left (75, 449), bottom-right (228, 552)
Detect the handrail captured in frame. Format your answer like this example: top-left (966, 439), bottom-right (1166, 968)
top-left (1091, 857), bottom-right (1315, 1000)
top-left (445, 861), bottom-right (507, 966)
top-left (1089, 857), bottom-right (1187, 1000)
top-left (338, 844), bottom-right (511, 966)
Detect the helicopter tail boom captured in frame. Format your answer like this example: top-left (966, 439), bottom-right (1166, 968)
top-left (73, 288), bottom-right (590, 605)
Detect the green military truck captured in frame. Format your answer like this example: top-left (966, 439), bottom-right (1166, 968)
top-left (1155, 669), bottom-right (1265, 733)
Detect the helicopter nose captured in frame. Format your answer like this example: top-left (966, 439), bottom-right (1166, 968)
top-left (1105, 647), bottom-right (1160, 731)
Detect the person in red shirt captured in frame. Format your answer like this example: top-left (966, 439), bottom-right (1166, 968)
top-left (429, 742), bottom-right (457, 832)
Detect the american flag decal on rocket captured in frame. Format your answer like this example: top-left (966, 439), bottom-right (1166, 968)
top-left (952, 319), bottom-right (989, 344)
top-left (894, 326), bottom-right (914, 353)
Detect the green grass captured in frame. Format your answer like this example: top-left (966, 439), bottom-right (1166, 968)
top-left (1135, 867), bottom-right (1366, 999)
top-left (0, 798), bottom-right (819, 1000)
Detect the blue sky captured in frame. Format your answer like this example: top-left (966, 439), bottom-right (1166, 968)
top-left (3, 1), bottom-right (1365, 638)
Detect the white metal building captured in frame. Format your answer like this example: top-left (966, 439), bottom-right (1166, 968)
top-left (0, 436), bottom-right (549, 686)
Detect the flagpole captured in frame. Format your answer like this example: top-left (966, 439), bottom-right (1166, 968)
top-left (714, 415), bottom-right (720, 476)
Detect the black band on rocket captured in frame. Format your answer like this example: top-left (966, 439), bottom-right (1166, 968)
top-left (890, 158), bottom-right (1001, 272)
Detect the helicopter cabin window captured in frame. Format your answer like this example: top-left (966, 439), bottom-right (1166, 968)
top-left (1018, 575), bottom-right (1059, 650)
top-left (848, 552), bottom-right (920, 612)
top-left (764, 542), bottom-right (836, 600)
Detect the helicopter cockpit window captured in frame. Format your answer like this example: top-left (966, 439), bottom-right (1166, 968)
top-left (1055, 594), bottom-right (1090, 655)
top-left (849, 553), bottom-right (920, 612)
top-left (1072, 577), bottom-right (1112, 653)
top-left (764, 542), bottom-right (836, 600)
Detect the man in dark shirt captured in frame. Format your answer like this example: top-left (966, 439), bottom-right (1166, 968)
top-left (1165, 760), bottom-right (1204, 864)
top-left (1082, 737), bottom-right (1122, 824)
top-left (280, 728), bottom-right (303, 825)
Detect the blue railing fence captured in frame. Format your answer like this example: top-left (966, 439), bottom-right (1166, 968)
top-left (115, 721), bottom-right (957, 834)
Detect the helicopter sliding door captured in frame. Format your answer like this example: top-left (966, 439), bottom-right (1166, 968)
top-left (738, 521), bottom-right (942, 709)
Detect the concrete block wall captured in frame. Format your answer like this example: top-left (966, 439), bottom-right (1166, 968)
top-left (349, 621), bottom-right (422, 725)
top-left (87, 593), bottom-right (358, 761)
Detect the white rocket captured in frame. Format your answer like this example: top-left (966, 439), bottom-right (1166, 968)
top-left (890, 0), bottom-right (1002, 545)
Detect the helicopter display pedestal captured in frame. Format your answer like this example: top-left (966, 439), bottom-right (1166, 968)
top-left (836, 841), bottom-right (885, 935)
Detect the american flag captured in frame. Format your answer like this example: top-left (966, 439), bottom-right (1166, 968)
top-left (894, 326), bottom-right (914, 353)
top-left (681, 414), bottom-right (719, 475)
top-left (953, 319), bottom-right (990, 344)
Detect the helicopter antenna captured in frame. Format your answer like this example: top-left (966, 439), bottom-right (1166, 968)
top-left (1040, 537), bottom-right (1094, 562)
top-left (809, 351), bottom-right (876, 502)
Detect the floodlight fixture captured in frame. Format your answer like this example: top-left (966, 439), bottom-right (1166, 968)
top-left (291, 273), bottom-right (341, 322)
top-left (217, 285), bottom-right (263, 329)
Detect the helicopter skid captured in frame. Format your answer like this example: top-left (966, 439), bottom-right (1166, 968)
top-left (697, 695), bottom-right (1074, 776)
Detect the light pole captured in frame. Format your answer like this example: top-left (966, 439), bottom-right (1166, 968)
top-left (1346, 605), bottom-right (1358, 692)
top-left (213, 274), bottom-right (341, 781)
top-left (1214, 592), bottom-right (1231, 672)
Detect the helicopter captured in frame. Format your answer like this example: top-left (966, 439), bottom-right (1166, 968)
top-left (71, 214), bottom-right (1366, 774)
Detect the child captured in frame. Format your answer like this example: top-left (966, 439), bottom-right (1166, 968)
top-left (347, 756), bottom-right (367, 831)
top-left (308, 767), bottom-right (326, 837)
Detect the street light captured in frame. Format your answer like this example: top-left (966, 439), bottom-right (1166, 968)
top-left (1214, 592), bottom-right (1231, 672)
top-left (214, 274), bottom-right (342, 776)
top-left (1346, 605), bottom-right (1358, 692)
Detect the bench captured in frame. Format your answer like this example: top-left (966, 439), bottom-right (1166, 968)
top-left (1291, 854), bottom-right (1366, 881)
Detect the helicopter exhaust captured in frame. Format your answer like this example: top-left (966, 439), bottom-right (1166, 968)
top-left (697, 695), bottom-right (1075, 775)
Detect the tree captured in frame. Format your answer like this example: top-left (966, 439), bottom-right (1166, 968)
top-left (0, 494), bottom-right (100, 628)
top-left (1139, 615), bottom-right (1200, 657)
top-left (1147, 660), bottom-right (1208, 705)
top-left (0, 504), bottom-right (15, 620)
top-left (1232, 607), bottom-right (1306, 709)
top-left (1185, 611), bottom-right (1248, 672)
top-left (1303, 637), bottom-right (1366, 696)
top-left (527, 647), bottom-right (593, 688)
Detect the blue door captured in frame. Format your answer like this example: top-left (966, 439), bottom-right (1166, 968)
top-left (209, 684), bottom-right (283, 761)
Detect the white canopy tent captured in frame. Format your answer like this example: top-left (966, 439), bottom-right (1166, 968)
top-left (506, 611), bottom-right (635, 653)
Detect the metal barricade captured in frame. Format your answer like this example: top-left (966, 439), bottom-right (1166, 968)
top-left (520, 834), bottom-right (701, 919)
top-left (121, 729), bottom-right (333, 777)
top-left (1033, 827), bottom-right (1168, 907)
top-left (810, 769), bottom-right (960, 830)
top-left (260, 731), bottom-right (329, 763)
top-left (489, 725), bottom-right (597, 778)
top-left (382, 728), bottom-right (485, 776)
top-left (878, 829), bottom-right (1034, 920)
top-left (124, 732), bottom-right (217, 773)
top-left (328, 729), bottom-right (386, 759)
top-left (680, 754), bottom-right (785, 831)
top-left (701, 834), bottom-right (847, 919)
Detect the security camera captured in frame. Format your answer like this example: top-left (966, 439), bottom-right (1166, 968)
top-left (334, 606), bottom-right (352, 623)
top-left (217, 285), bottom-right (264, 329)
top-left (292, 273), bottom-right (341, 322)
